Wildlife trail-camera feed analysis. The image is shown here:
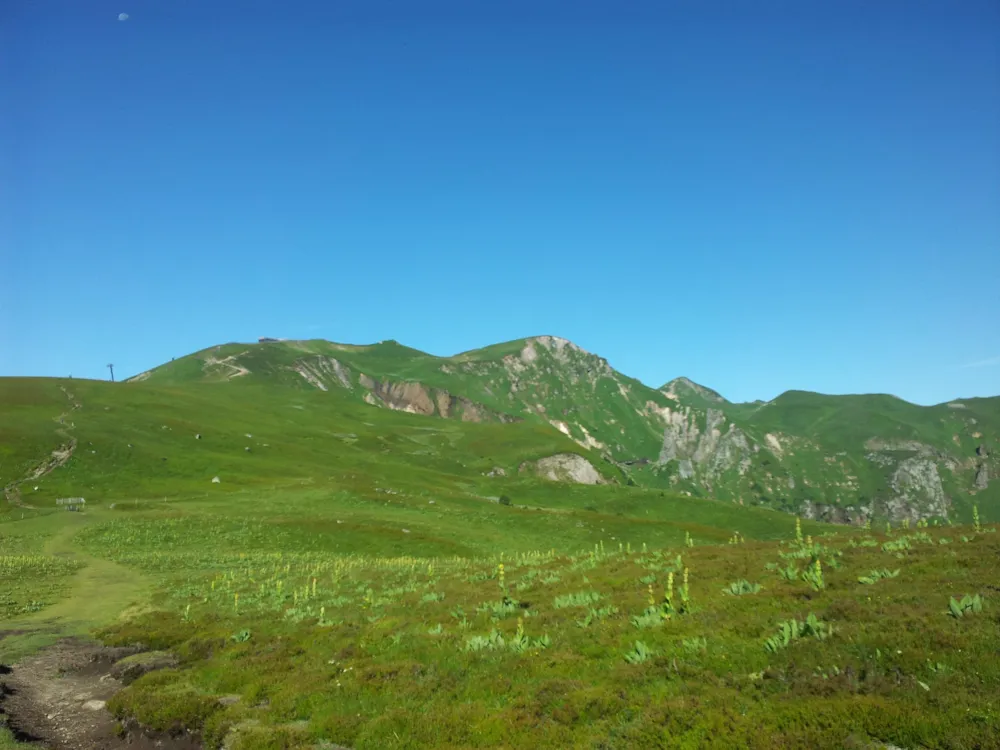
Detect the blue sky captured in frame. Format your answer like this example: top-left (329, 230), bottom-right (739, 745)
top-left (3, 0), bottom-right (998, 404)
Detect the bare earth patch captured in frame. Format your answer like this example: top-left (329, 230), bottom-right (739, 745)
top-left (0, 638), bottom-right (200, 750)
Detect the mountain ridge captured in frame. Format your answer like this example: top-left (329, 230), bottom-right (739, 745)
top-left (130, 334), bottom-right (998, 414)
top-left (130, 335), bottom-right (991, 408)
top-left (120, 335), bottom-right (999, 525)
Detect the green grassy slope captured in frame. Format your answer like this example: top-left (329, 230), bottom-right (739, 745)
top-left (126, 337), bottom-right (1000, 525)
top-left (1, 376), bottom-right (820, 548)
top-left (2, 376), bottom-right (601, 506)
top-left (0, 379), bottom-right (76, 490)
top-left (49, 509), bottom-right (1000, 749)
top-left (0, 371), bottom-right (831, 662)
top-left (131, 337), bottom-right (674, 454)
top-left (2, 369), bottom-right (834, 684)
top-left (3, 362), bottom-right (998, 749)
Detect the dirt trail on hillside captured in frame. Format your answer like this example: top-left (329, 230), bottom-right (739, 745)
top-left (0, 532), bottom-right (160, 749)
top-left (0, 637), bottom-right (201, 750)
top-left (3, 386), bottom-right (81, 510)
top-left (203, 351), bottom-right (250, 380)
top-left (0, 387), bottom-right (198, 748)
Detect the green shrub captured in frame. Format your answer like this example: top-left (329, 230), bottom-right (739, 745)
top-left (763, 613), bottom-right (833, 653)
top-left (858, 568), bottom-right (900, 585)
top-left (624, 641), bottom-right (655, 664)
top-left (722, 580), bottom-right (761, 596)
top-left (947, 594), bottom-right (984, 618)
top-left (553, 591), bottom-right (602, 609)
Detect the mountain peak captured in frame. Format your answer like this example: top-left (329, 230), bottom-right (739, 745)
top-left (524, 335), bottom-right (587, 355)
top-left (659, 377), bottom-right (728, 404)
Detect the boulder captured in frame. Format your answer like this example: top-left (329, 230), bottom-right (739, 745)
top-left (519, 454), bottom-right (605, 485)
top-left (110, 651), bottom-right (178, 685)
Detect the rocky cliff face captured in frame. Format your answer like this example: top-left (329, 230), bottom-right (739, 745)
top-left (974, 444), bottom-right (991, 491)
top-left (975, 462), bottom-right (989, 490)
top-left (292, 356), bottom-right (354, 391)
top-left (358, 374), bottom-right (517, 423)
top-left (653, 406), bottom-right (755, 484)
top-left (660, 377), bottom-right (727, 404)
top-left (437, 336), bottom-right (666, 458)
top-left (885, 458), bottom-right (950, 522)
top-left (646, 400), bottom-right (995, 524)
top-left (288, 356), bottom-right (518, 424)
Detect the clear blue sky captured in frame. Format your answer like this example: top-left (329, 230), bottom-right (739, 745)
top-left (3, 0), bottom-right (998, 405)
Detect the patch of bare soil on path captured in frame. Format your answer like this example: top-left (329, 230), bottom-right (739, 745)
top-left (1, 638), bottom-right (200, 750)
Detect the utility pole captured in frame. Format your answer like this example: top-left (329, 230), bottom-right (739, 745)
top-left (107, 363), bottom-right (115, 382)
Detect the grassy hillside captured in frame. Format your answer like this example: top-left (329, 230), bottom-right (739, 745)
top-left (1, 376), bottom-right (819, 551)
top-left (2, 375), bottom-right (590, 503)
top-left (130, 338), bottom-right (673, 453)
top-left (3, 495), bottom-right (997, 749)
top-left (0, 371), bottom-right (828, 645)
top-left (93, 521), bottom-right (1000, 750)
top-left (125, 337), bottom-right (1000, 525)
top-left (2, 364), bottom-right (998, 749)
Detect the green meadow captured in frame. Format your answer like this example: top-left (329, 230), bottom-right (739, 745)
top-left (1, 375), bottom-right (998, 749)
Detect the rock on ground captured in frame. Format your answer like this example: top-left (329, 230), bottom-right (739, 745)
top-left (520, 454), bottom-right (605, 484)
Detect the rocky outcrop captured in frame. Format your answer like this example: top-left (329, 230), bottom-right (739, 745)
top-left (291, 356), bottom-right (353, 391)
top-left (284, 354), bottom-right (521, 426)
top-left (864, 438), bottom-right (941, 457)
top-left (654, 406), bottom-right (756, 481)
top-left (109, 651), bottom-right (179, 685)
top-left (360, 375), bottom-right (436, 415)
top-left (435, 390), bottom-right (510, 422)
top-left (358, 375), bottom-right (519, 424)
top-left (519, 454), bottom-right (606, 484)
top-left (647, 403), bottom-right (975, 523)
top-left (801, 500), bottom-right (870, 526)
top-left (290, 358), bottom-right (501, 426)
top-left (885, 458), bottom-right (950, 522)
top-left (660, 377), bottom-right (727, 404)
top-left (974, 463), bottom-right (989, 490)
top-left (859, 439), bottom-right (961, 473)
top-left (500, 337), bottom-right (615, 393)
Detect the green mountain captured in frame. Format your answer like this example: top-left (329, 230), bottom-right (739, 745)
top-left (126, 335), bottom-right (999, 524)
top-left (1, 375), bottom-right (822, 563)
top-left (3, 341), bottom-right (998, 750)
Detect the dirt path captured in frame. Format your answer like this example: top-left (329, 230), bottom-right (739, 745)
top-left (0, 514), bottom-right (153, 646)
top-left (0, 638), bottom-right (200, 750)
top-left (202, 352), bottom-right (250, 380)
top-left (0, 388), bottom-right (191, 749)
top-left (39, 521), bottom-right (153, 633)
top-left (1, 518), bottom-right (157, 748)
top-left (3, 387), bottom-right (81, 511)
top-left (0, 528), bottom-right (178, 749)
